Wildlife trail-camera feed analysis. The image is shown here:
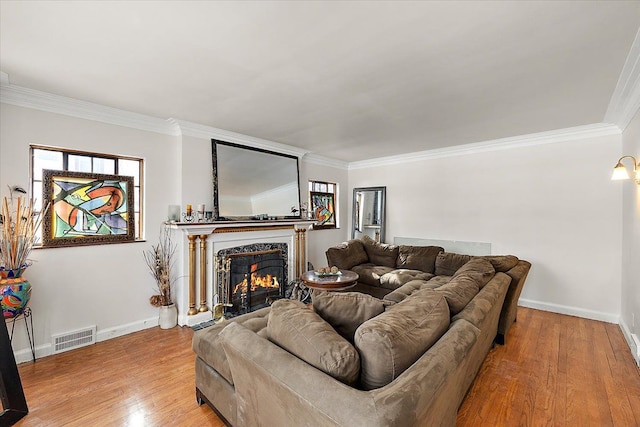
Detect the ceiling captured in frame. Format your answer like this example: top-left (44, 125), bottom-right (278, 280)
top-left (1, 1), bottom-right (639, 162)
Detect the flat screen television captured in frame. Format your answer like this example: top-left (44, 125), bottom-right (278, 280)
top-left (211, 139), bottom-right (301, 220)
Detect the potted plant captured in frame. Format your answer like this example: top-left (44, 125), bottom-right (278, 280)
top-left (143, 226), bottom-right (177, 329)
top-left (0, 186), bottom-right (49, 318)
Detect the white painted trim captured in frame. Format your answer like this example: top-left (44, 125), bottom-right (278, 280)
top-left (518, 298), bottom-right (619, 324)
top-left (604, 27), bottom-right (640, 131)
top-left (619, 318), bottom-right (640, 367)
top-left (170, 118), bottom-right (309, 158)
top-left (0, 71), bottom-right (9, 85)
top-left (302, 153), bottom-right (349, 170)
top-left (349, 123), bottom-right (621, 170)
top-left (0, 82), bottom-right (180, 136)
top-left (12, 316), bottom-right (159, 364)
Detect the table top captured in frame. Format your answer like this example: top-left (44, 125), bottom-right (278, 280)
top-left (301, 269), bottom-right (359, 290)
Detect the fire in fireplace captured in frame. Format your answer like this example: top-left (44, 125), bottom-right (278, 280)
top-left (216, 244), bottom-right (287, 315)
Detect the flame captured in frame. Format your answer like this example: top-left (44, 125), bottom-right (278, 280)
top-left (232, 267), bottom-right (281, 295)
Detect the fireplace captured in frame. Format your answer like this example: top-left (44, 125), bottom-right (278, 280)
top-left (216, 243), bottom-right (287, 315)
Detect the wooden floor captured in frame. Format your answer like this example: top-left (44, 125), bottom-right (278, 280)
top-left (11, 307), bottom-right (640, 426)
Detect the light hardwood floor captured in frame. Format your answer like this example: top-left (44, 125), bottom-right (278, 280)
top-left (12, 307), bottom-right (640, 426)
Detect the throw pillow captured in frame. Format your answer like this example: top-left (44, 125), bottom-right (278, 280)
top-left (312, 291), bottom-right (392, 342)
top-left (355, 291), bottom-right (450, 390)
top-left (361, 235), bottom-right (399, 267)
top-left (267, 299), bottom-right (360, 385)
top-left (434, 252), bottom-right (472, 276)
top-left (453, 258), bottom-right (495, 288)
top-left (481, 255), bottom-right (519, 272)
top-left (325, 239), bottom-right (369, 270)
top-left (396, 245), bottom-right (444, 273)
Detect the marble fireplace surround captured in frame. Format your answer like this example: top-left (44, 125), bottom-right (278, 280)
top-left (169, 220), bottom-right (313, 326)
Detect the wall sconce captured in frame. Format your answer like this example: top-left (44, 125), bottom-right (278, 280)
top-left (611, 156), bottom-right (640, 184)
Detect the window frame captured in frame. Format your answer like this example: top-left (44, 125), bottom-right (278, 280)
top-left (308, 180), bottom-right (338, 230)
top-left (30, 145), bottom-right (145, 242)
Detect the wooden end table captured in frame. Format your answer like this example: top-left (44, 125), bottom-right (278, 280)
top-left (301, 269), bottom-right (359, 292)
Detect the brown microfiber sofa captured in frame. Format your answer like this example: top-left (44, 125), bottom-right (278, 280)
top-left (192, 239), bottom-right (530, 426)
top-left (326, 236), bottom-right (531, 344)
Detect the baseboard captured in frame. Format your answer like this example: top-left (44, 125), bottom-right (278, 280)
top-left (619, 319), bottom-right (640, 367)
top-left (518, 298), bottom-right (620, 324)
top-left (12, 316), bottom-right (159, 364)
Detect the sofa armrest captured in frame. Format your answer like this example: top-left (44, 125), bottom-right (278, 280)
top-left (220, 321), bottom-right (378, 427)
top-left (497, 260), bottom-right (532, 343)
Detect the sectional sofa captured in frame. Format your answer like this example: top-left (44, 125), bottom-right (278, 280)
top-left (192, 237), bottom-right (531, 426)
top-left (326, 236), bottom-right (531, 344)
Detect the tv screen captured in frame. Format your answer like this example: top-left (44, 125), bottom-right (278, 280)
top-left (211, 139), bottom-right (301, 220)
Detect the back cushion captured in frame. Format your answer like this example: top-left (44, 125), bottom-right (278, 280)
top-left (433, 274), bottom-right (480, 314)
top-left (312, 292), bottom-right (391, 342)
top-left (396, 245), bottom-right (444, 273)
top-left (361, 235), bottom-right (399, 267)
top-left (267, 299), bottom-right (360, 385)
top-left (354, 291), bottom-right (450, 390)
top-left (325, 239), bottom-right (369, 270)
top-left (434, 252), bottom-right (472, 276)
top-left (453, 258), bottom-right (495, 289)
top-left (481, 255), bottom-right (519, 272)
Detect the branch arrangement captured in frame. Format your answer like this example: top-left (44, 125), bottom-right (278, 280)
top-left (144, 226), bottom-right (176, 307)
top-left (0, 188), bottom-right (49, 271)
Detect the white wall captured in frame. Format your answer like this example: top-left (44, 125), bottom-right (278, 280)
top-left (349, 132), bottom-right (623, 322)
top-left (620, 110), bottom-right (640, 363)
top-left (0, 103), bottom-right (179, 361)
top-left (299, 158), bottom-right (349, 269)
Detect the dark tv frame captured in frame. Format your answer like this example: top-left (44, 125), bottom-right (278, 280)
top-left (211, 139), bottom-right (301, 221)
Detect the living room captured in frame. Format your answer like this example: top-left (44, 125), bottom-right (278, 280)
top-left (1, 1), bottom-right (639, 425)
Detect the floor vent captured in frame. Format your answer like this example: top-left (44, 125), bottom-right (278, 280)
top-left (52, 326), bottom-right (97, 354)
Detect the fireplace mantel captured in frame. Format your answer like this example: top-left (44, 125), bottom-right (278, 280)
top-left (168, 219), bottom-right (315, 235)
top-left (169, 219), bottom-right (314, 326)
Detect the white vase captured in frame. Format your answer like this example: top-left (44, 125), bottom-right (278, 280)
top-left (159, 303), bottom-right (178, 329)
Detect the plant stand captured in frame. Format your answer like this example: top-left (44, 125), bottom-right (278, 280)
top-left (6, 307), bottom-right (35, 362)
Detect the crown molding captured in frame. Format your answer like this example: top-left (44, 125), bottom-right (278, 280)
top-left (301, 153), bottom-right (349, 170)
top-left (348, 123), bottom-right (621, 170)
top-left (604, 27), bottom-right (640, 130)
top-left (170, 119), bottom-right (309, 159)
top-left (0, 81), bottom-right (180, 136)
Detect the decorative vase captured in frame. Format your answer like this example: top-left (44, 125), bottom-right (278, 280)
top-left (159, 303), bottom-right (178, 329)
top-left (0, 267), bottom-right (31, 319)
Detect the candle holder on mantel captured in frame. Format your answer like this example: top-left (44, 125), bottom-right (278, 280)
top-left (182, 213), bottom-right (195, 223)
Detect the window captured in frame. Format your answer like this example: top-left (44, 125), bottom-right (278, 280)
top-left (30, 145), bottom-right (144, 240)
top-left (308, 180), bottom-right (337, 229)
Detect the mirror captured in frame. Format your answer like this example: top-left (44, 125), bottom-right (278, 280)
top-left (212, 139), bottom-right (301, 220)
top-left (352, 186), bottom-right (386, 243)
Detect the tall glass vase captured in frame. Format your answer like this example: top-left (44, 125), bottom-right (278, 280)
top-left (0, 267), bottom-right (32, 319)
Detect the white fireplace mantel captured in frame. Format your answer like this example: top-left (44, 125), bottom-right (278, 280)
top-left (168, 219), bottom-right (315, 326)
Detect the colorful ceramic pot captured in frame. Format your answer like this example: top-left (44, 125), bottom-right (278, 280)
top-left (0, 267), bottom-right (31, 319)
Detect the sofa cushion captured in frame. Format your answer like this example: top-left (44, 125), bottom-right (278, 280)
top-left (453, 258), bottom-right (495, 289)
top-left (351, 264), bottom-right (395, 287)
top-left (396, 245), bottom-right (444, 273)
top-left (355, 291), bottom-right (450, 390)
top-left (383, 279), bottom-right (441, 304)
top-left (433, 274), bottom-right (480, 314)
top-left (379, 269), bottom-right (434, 290)
top-left (427, 275), bottom-right (453, 287)
top-left (325, 239), bottom-right (369, 270)
top-left (361, 235), bottom-right (399, 268)
top-left (481, 255), bottom-right (519, 272)
top-left (434, 252), bottom-right (473, 276)
top-left (267, 299), bottom-right (360, 385)
top-left (312, 291), bottom-right (391, 342)
top-left (192, 306), bottom-right (270, 385)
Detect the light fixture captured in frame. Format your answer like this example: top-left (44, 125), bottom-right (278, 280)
top-left (611, 155), bottom-right (640, 184)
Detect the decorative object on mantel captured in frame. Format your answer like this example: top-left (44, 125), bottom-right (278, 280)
top-left (0, 186), bottom-right (49, 319)
top-left (143, 226), bottom-right (177, 329)
top-left (167, 205), bottom-right (180, 222)
top-left (182, 204), bottom-right (195, 223)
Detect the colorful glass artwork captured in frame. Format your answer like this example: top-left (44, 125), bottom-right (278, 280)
top-left (1, 276), bottom-right (31, 319)
top-left (310, 192), bottom-right (336, 229)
